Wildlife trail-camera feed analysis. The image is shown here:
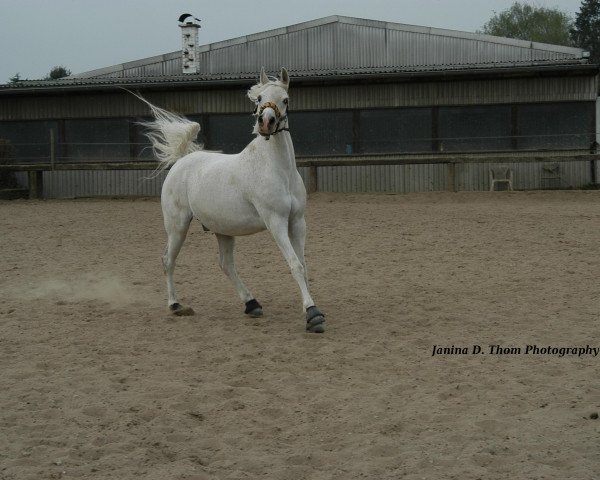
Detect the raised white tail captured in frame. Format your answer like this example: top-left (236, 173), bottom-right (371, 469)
top-left (136, 94), bottom-right (202, 170)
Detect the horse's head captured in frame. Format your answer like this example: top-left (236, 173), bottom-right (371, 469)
top-left (248, 67), bottom-right (290, 139)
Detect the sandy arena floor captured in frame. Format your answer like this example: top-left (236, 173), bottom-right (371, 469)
top-left (1, 191), bottom-right (599, 480)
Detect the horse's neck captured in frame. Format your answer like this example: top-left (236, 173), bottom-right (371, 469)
top-left (258, 133), bottom-right (295, 172)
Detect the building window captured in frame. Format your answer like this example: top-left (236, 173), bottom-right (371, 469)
top-left (64, 118), bottom-right (130, 161)
top-left (0, 121), bottom-right (58, 163)
top-left (360, 108), bottom-right (433, 153)
top-left (207, 114), bottom-right (254, 154)
top-left (132, 119), bottom-right (155, 161)
top-left (290, 111), bottom-right (354, 155)
top-left (516, 102), bottom-right (594, 150)
top-left (438, 105), bottom-right (512, 152)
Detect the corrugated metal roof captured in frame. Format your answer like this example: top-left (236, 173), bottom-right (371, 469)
top-left (1, 62), bottom-right (596, 94)
top-left (70, 15), bottom-right (586, 78)
top-left (0, 15), bottom-right (594, 93)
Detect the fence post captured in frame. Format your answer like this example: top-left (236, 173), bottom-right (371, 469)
top-left (307, 165), bottom-right (317, 193)
top-left (447, 162), bottom-right (456, 192)
top-left (28, 170), bottom-right (43, 198)
top-left (50, 128), bottom-right (55, 170)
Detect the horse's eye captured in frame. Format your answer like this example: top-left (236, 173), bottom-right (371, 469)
top-left (283, 98), bottom-right (288, 105)
top-left (257, 95), bottom-right (262, 102)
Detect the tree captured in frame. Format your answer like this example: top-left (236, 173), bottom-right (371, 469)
top-left (570, 0), bottom-right (600, 64)
top-left (45, 66), bottom-right (71, 80)
top-left (481, 2), bottom-right (573, 46)
top-left (8, 73), bottom-right (22, 83)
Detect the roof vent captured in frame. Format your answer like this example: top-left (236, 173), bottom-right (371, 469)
top-left (179, 14), bottom-right (201, 74)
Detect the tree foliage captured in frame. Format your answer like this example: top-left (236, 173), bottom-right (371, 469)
top-left (570, 0), bottom-right (600, 64)
top-left (481, 2), bottom-right (573, 45)
top-left (7, 66), bottom-right (71, 84)
top-left (45, 66), bottom-right (71, 80)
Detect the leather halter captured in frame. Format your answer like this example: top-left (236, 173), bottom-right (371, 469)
top-left (254, 101), bottom-right (289, 140)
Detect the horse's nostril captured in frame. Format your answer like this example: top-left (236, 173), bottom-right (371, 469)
top-left (269, 117), bottom-right (275, 126)
top-left (258, 116), bottom-right (264, 125)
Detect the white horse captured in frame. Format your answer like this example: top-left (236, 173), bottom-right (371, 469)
top-left (141, 67), bottom-right (325, 333)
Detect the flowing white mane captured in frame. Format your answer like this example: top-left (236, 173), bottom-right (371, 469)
top-left (247, 78), bottom-right (288, 103)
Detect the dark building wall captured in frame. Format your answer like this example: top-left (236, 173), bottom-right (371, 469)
top-left (0, 72), bottom-right (597, 162)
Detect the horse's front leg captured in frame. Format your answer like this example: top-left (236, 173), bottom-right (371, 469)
top-left (265, 215), bottom-right (325, 333)
top-left (288, 215), bottom-right (309, 286)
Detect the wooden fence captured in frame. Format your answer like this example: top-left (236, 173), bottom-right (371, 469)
top-left (0, 152), bottom-right (598, 198)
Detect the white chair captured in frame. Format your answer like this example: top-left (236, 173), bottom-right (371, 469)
top-left (541, 163), bottom-right (561, 189)
top-left (489, 165), bottom-right (514, 191)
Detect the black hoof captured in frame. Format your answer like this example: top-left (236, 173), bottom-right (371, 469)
top-left (245, 299), bottom-right (263, 318)
top-left (169, 303), bottom-right (195, 316)
top-left (306, 306), bottom-right (325, 333)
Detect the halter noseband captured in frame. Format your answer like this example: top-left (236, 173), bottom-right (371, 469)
top-left (254, 101), bottom-right (289, 140)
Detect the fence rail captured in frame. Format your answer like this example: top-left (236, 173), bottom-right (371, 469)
top-left (1, 151), bottom-right (599, 198)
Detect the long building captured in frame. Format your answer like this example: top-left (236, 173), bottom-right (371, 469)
top-left (0, 15), bottom-right (598, 196)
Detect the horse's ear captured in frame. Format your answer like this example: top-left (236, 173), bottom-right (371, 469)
top-left (259, 67), bottom-right (269, 85)
top-left (279, 68), bottom-right (290, 90)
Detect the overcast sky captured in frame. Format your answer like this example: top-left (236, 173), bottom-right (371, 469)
top-left (0, 0), bottom-right (586, 83)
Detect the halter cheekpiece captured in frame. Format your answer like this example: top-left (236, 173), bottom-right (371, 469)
top-left (254, 101), bottom-right (289, 140)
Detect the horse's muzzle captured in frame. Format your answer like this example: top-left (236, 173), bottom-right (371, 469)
top-left (258, 108), bottom-right (277, 134)
top-left (255, 101), bottom-right (289, 139)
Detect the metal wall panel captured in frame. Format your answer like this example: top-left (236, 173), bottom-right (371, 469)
top-left (314, 161), bottom-right (590, 193)
top-left (211, 43), bottom-right (247, 75)
top-left (43, 170), bottom-right (167, 198)
top-left (296, 166), bottom-right (310, 187)
top-left (317, 164), bottom-right (447, 193)
top-left (32, 160), bottom-right (593, 198)
top-left (457, 161), bottom-right (591, 191)
top-left (336, 24), bottom-right (386, 68)
top-left (0, 75), bottom-right (596, 121)
top-left (307, 24), bottom-right (336, 70)
top-left (292, 76), bottom-right (598, 111)
top-left (0, 89), bottom-right (253, 120)
top-left (41, 168), bottom-right (311, 198)
top-left (162, 58), bottom-right (181, 75)
top-left (280, 30), bottom-right (310, 72)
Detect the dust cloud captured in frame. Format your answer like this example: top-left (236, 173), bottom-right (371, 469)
top-left (3, 272), bottom-right (141, 304)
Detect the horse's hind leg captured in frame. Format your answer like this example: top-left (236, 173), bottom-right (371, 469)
top-left (162, 211), bottom-right (194, 316)
top-left (216, 234), bottom-right (263, 317)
